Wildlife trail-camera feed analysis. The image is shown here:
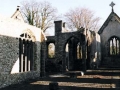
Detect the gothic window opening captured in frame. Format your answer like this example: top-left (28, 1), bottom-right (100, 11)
top-left (109, 36), bottom-right (120, 55)
top-left (19, 33), bottom-right (34, 72)
top-left (48, 43), bottom-right (55, 58)
top-left (77, 42), bottom-right (82, 59)
top-left (65, 43), bottom-right (69, 53)
top-left (65, 36), bottom-right (81, 70)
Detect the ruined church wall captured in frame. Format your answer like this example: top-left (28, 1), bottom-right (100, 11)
top-left (0, 15), bottom-right (41, 88)
top-left (45, 29), bottom-right (86, 72)
top-left (100, 16), bottom-right (120, 66)
top-left (0, 35), bottom-right (40, 88)
top-left (0, 38), bottom-right (41, 89)
top-left (90, 33), bottom-right (101, 68)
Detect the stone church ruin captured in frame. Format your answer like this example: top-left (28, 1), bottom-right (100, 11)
top-left (0, 2), bottom-right (120, 89)
top-left (41, 20), bottom-right (101, 75)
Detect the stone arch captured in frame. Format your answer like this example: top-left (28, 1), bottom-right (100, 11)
top-left (19, 29), bottom-right (37, 72)
top-left (22, 29), bottom-right (36, 42)
top-left (64, 36), bottom-right (83, 71)
top-left (65, 36), bottom-right (79, 44)
top-left (47, 42), bottom-right (55, 58)
top-left (108, 35), bottom-right (120, 56)
top-left (11, 29), bottom-right (37, 73)
top-left (108, 36), bottom-right (120, 41)
top-left (63, 36), bottom-right (80, 51)
top-left (104, 35), bottom-right (120, 67)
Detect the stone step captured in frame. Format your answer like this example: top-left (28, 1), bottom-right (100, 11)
top-left (1, 69), bottom-right (120, 90)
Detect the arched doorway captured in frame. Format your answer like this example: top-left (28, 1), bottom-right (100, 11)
top-left (65, 36), bottom-right (84, 71)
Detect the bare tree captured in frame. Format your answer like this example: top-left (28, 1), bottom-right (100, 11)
top-left (64, 7), bottom-right (100, 31)
top-left (21, 0), bottom-right (58, 32)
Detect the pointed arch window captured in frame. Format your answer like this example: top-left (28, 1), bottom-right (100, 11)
top-left (19, 33), bottom-right (35, 72)
top-left (109, 36), bottom-right (120, 56)
top-left (48, 43), bottom-right (55, 58)
top-left (77, 42), bottom-right (82, 59)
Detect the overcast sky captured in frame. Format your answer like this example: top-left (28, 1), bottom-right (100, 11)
top-left (0, 0), bottom-right (119, 26)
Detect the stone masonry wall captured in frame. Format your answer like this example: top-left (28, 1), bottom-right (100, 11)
top-left (41, 21), bottom-right (89, 73)
top-left (100, 16), bottom-right (120, 67)
top-left (0, 35), bottom-right (40, 88)
top-left (0, 14), bottom-right (44, 88)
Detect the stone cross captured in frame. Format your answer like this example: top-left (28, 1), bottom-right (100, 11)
top-left (17, 6), bottom-right (20, 11)
top-left (109, 2), bottom-right (115, 12)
